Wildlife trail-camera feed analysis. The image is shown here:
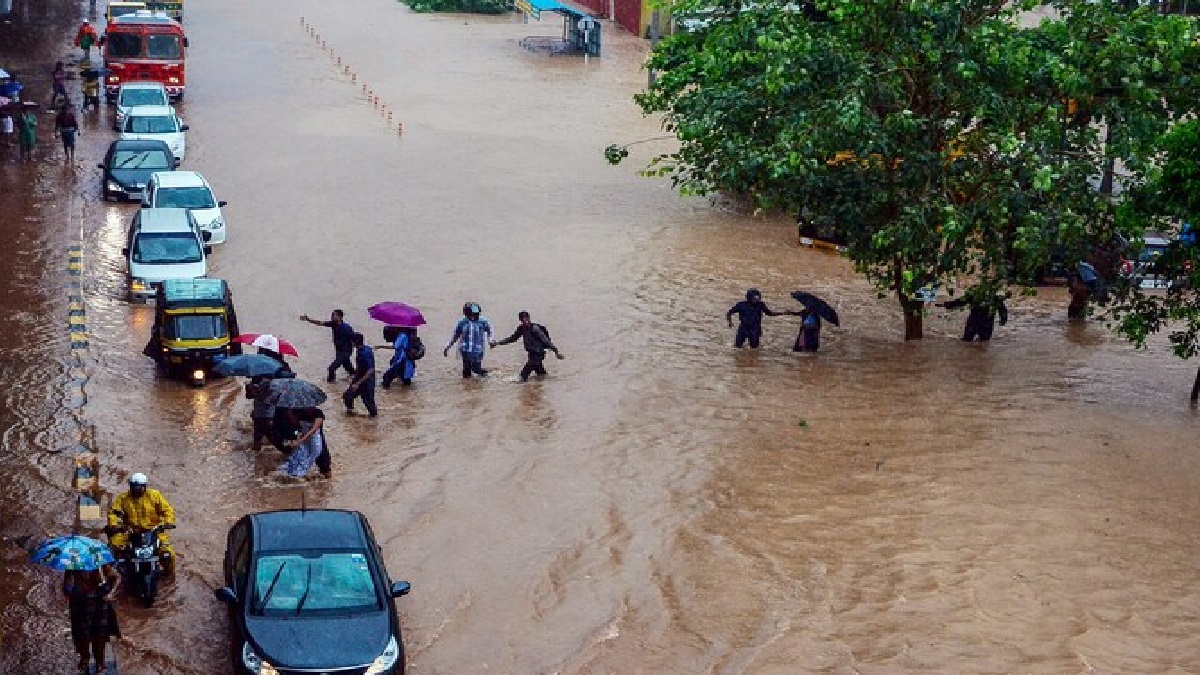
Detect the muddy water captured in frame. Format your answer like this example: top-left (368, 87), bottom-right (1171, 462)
top-left (4, 0), bottom-right (1200, 672)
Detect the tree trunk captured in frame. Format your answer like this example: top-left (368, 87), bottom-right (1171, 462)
top-left (1191, 364), bottom-right (1199, 402)
top-left (899, 292), bottom-right (924, 340)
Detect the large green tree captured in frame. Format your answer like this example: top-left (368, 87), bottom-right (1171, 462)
top-left (1107, 120), bottom-right (1200, 400)
top-left (623, 0), bottom-right (1199, 338)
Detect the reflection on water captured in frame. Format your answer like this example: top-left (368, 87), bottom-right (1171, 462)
top-left (4, 0), bottom-right (1200, 672)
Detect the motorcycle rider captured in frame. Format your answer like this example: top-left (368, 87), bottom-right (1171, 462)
top-left (106, 473), bottom-right (177, 575)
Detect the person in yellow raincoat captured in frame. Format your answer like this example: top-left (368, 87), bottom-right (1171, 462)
top-left (106, 473), bottom-right (177, 574)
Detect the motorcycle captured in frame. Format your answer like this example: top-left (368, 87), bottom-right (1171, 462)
top-left (111, 522), bottom-right (175, 607)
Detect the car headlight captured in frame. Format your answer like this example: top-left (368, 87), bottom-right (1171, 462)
top-left (106, 180), bottom-right (122, 192)
top-left (168, 76), bottom-right (180, 83)
top-left (241, 642), bottom-right (279, 675)
top-left (365, 636), bottom-right (400, 674)
top-left (130, 278), bottom-right (148, 291)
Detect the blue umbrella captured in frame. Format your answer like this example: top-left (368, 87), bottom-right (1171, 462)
top-left (213, 354), bottom-right (289, 378)
top-left (30, 535), bottom-right (115, 571)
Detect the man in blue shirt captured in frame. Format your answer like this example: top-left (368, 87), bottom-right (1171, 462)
top-left (380, 326), bottom-right (417, 388)
top-left (342, 332), bottom-right (377, 417)
top-left (443, 302), bottom-right (495, 378)
top-left (301, 309), bottom-right (356, 383)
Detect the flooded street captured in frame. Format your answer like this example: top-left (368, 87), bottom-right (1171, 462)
top-left (4, 0), bottom-right (1200, 672)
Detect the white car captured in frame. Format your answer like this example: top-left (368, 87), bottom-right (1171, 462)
top-left (119, 105), bottom-right (188, 161)
top-left (143, 171), bottom-right (227, 244)
top-left (113, 82), bottom-right (169, 132)
top-left (123, 207), bottom-right (210, 302)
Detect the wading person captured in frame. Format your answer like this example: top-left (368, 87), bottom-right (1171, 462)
top-left (55, 103), bottom-right (79, 162)
top-left (495, 311), bottom-right (563, 381)
top-left (793, 309), bottom-right (823, 352)
top-left (342, 332), bottom-right (377, 417)
top-left (726, 289), bottom-right (793, 348)
top-left (278, 406), bottom-right (331, 478)
top-left (444, 302), bottom-right (495, 378)
top-left (300, 309), bottom-right (356, 382)
top-left (74, 20), bottom-right (99, 58)
top-left (379, 325), bottom-right (420, 388)
top-left (940, 292), bottom-right (1008, 342)
top-left (16, 106), bottom-right (36, 162)
top-left (63, 565), bottom-right (121, 674)
top-left (246, 376), bottom-right (289, 452)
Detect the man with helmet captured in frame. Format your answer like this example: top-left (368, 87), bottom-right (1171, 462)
top-left (106, 473), bottom-right (177, 574)
top-left (444, 302), bottom-right (495, 378)
top-left (726, 289), bottom-right (796, 348)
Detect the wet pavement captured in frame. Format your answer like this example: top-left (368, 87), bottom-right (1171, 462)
top-left (3, 0), bottom-right (1200, 672)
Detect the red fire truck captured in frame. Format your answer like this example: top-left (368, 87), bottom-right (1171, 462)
top-left (102, 11), bottom-right (188, 102)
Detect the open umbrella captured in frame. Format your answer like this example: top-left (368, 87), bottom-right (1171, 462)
top-left (790, 291), bottom-right (840, 326)
top-left (367, 302), bottom-right (426, 328)
top-left (30, 535), bottom-right (115, 571)
top-left (266, 378), bottom-right (327, 408)
top-left (0, 68), bottom-right (10, 79)
top-left (213, 354), bottom-right (290, 378)
top-left (233, 333), bottom-right (299, 357)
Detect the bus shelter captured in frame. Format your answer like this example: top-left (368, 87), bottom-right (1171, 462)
top-left (517, 0), bottom-right (600, 57)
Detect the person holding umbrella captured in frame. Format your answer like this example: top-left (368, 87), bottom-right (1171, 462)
top-left (265, 378), bottom-right (331, 478)
top-left (29, 534), bottom-right (121, 673)
top-left (790, 291), bottom-right (840, 353)
top-left (366, 302), bottom-right (427, 389)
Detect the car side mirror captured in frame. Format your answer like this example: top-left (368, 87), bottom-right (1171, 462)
top-left (203, 245), bottom-right (213, 255)
top-left (217, 201), bottom-right (228, 207)
top-left (121, 247), bottom-right (129, 256)
top-left (97, 163), bottom-right (105, 170)
top-left (214, 587), bottom-right (237, 604)
top-left (183, 37), bottom-right (190, 47)
top-left (389, 581), bottom-right (411, 598)
top-left (180, 124), bottom-right (189, 132)
top-left (173, 158), bottom-right (181, 168)
top-left (201, 231), bottom-right (212, 242)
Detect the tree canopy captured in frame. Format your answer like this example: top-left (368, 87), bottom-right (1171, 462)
top-left (627, 0), bottom-right (1200, 338)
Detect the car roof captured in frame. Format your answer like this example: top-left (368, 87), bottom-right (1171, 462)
top-left (126, 105), bottom-right (176, 117)
top-left (108, 138), bottom-right (173, 153)
top-left (249, 510), bottom-right (370, 552)
top-left (1144, 236), bottom-right (1170, 247)
top-left (118, 82), bottom-right (166, 91)
top-left (152, 171), bottom-right (208, 188)
top-left (137, 207), bottom-right (194, 232)
top-left (162, 278), bottom-right (228, 303)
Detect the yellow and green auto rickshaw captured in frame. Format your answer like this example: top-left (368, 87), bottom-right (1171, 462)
top-left (143, 278), bottom-right (241, 385)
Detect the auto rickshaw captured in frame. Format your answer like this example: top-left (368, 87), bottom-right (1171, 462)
top-left (143, 278), bottom-right (241, 385)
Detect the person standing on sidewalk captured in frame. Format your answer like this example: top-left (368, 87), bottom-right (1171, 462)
top-left (443, 302), bottom-right (495, 378)
top-left (495, 311), bottom-right (563, 381)
top-left (300, 309), bottom-right (356, 382)
top-left (342, 333), bottom-right (377, 417)
top-left (16, 106), bottom-right (36, 162)
top-left (55, 104), bottom-right (79, 163)
top-left (74, 20), bottom-right (99, 59)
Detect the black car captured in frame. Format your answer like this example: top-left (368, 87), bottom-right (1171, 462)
top-left (98, 139), bottom-right (179, 202)
top-left (215, 510), bottom-right (412, 675)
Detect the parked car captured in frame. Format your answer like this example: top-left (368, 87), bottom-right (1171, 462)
top-left (215, 509), bottom-right (412, 675)
top-left (1119, 235), bottom-right (1171, 290)
top-left (113, 81), bottom-right (169, 132)
top-left (99, 139), bottom-right (179, 202)
top-left (143, 171), bottom-right (227, 244)
top-left (123, 207), bottom-right (210, 302)
top-left (119, 105), bottom-right (188, 161)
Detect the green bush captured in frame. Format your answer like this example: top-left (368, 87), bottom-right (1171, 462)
top-left (402, 0), bottom-right (511, 14)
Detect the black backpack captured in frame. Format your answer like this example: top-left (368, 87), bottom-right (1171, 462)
top-left (532, 324), bottom-right (552, 348)
top-left (405, 335), bottom-right (426, 361)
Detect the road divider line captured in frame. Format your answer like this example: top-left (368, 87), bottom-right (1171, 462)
top-left (65, 245), bottom-right (104, 528)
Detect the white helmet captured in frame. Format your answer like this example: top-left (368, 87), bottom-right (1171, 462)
top-left (129, 473), bottom-right (149, 486)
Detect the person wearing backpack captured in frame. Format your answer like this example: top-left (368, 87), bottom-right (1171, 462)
top-left (496, 311), bottom-right (563, 382)
top-left (379, 325), bottom-right (422, 388)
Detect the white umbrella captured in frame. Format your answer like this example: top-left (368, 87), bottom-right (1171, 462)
top-left (0, 68), bottom-right (10, 79)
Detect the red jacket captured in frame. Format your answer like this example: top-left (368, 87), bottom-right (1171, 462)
top-left (74, 24), bottom-right (98, 47)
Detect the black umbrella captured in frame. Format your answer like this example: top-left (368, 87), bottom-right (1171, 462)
top-left (790, 291), bottom-right (840, 326)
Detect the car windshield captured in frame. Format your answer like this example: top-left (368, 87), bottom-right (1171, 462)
top-left (120, 89), bottom-right (166, 107)
top-left (251, 552), bottom-right (381, 616)
top-left (110, 6), bottom-right (141, 18)
top-left (106, 33), bottom-right (143, 58)
top-left (125, 115), bottom-right (177, 134)
top-left (111, 149), bottom-right (172, 169)
top-left (157, 187), bottom-right (215, 209)
top-left (147, 34), bottom-right (182, 59)
top-left (166, 314), bottom-right (226, 340)
top-left (132, 232), bottom-right (202, 264)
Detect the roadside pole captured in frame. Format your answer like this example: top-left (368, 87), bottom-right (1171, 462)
top-left (647, 10), bottom-right (662, 89)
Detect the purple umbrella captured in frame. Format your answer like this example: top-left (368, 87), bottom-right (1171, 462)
top-left (367, 302), bottom-right (426, 328)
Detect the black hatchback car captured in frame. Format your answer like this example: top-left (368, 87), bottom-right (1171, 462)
top-left (215, 510), bottom-right (412, 675)
top-left (98, 139), bottom-right (179, 202)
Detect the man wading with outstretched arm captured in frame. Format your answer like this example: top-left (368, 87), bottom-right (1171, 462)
top-left (496, 311), bottom-right (563, 382)
top-left (300, 309), bottom-right (356, 382)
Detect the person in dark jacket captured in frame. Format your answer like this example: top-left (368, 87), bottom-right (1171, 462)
top-left (300, 309), bottom-right (356, 382)
top-left (496, 311), bottom-right (563, 381)
top-left (940, 292), bottom-right (1009, 342)
top-left (63, 565), bottom-right (121, 674)
top-left (726, 289), bottom-right (795, 348)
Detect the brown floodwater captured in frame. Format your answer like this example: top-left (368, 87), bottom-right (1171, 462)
top-left (4, 0), bottom-right (1200, 672)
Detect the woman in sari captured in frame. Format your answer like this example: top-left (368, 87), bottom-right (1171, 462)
top-left (278, 407), bottom-right (331, 479)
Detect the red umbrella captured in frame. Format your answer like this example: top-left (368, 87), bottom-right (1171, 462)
top-left (234, 333), bottom-right (299, 357)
